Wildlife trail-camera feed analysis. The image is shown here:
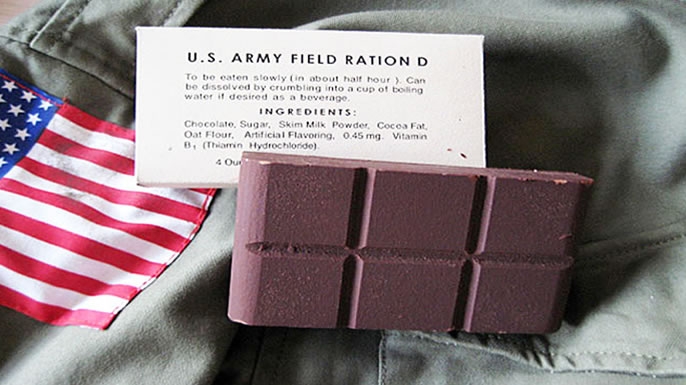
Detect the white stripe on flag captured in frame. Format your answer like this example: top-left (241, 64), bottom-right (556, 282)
top-left (49, 113), bottom-right (135, 160)
top-left (45, 114), bottom-right (210, 207)
top-left (28, 142), bottom-right (209, 213)
top-left (0, 189), bottom-right (176, 262)
top-left (0, 224), bottom-right (152, 287)
top-left (4, 166), bottom-right (194, 238)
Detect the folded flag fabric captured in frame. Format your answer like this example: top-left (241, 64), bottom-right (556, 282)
top-left (0, 69), bottom-right (215, 329)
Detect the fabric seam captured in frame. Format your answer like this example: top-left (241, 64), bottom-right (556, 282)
top-left (379, 330), bottom-right (388, 385)
top-left (27, 0), bottom-right (70, 47)
top-left (44, 0), bottom-right (131, 79)
top-left (0, 35), bottom-right (133, 101)
top-left (24, 0), bottom-right (136, 96)
top-left (405, 332), bottom-right (677, 363)
top-left (162, 0), bottom-right (188, 26)
top-left (384, 331), bottom-right (685, 379)
top-left (577, 231), bottom-right (686, 264)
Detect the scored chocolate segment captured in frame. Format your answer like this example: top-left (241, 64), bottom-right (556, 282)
top-left (228, 152), bottom-right (593, 333)
top-left (249, 248), bottom-right (348, 328)
top-left (479, 177), bottom-right (587, 256)
top-left (363, 170), bottom-right (478, 251)
top-left (351, 254), bottom-right (464, 330)
top-left (261, 163), bottom-right (356, 246)
top-left (464, 256), bottom-right (574, 333)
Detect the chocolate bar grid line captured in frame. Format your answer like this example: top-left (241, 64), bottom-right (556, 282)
top-left (345, 168), bottom-right (373, 250)
top-left (229, 152), bottom-right (592, 333)
top-left (472, 175), bottom-right (494, 255)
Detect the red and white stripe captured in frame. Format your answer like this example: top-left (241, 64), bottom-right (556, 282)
top-left (0, 104), bottom-right (215, 328)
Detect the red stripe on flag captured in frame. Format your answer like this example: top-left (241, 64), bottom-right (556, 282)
top-left (0, 178), bottom-right (190, 251)
top-left (0, 286), bottom-right (114, 328)
top-left (192, 188), bottom-right (215, 194)
top-left (0, 244), bottom-right (137, 298)
top-left (18, 157), bottom-right (205, 223)
top-left (57, 103), bottom-right (135, 141)
top-left (0, 207), bottom-right (165, 276)
top-left (38, 129), bottom-right (134, 175)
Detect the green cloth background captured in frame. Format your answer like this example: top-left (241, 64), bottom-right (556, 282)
top-left (0, 0), bottom-right (684, 383)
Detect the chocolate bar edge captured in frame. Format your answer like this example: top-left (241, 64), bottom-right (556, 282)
top-left (239, 151), bottom-right (594, 183)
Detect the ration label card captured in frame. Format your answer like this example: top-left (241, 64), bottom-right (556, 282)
top-left (135, 27), bottom-right (484, 187)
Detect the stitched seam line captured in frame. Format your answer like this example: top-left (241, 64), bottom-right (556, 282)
top-left (549, 351), bottom-right (676, 360)
top-left (27, 0), bottom-right (71, 47)
top-left (401, 332), bottom-right (677, 362)
top-left (162, 0), bottom-right (187, 26)
top-left (20, 27), bottom-right (136, 79)
top-left (31, 31), bottom-right (136, 93)
top-left (577, 231), bottom-right (686, 265)
top-left (486, 334), bottom-right (678, 361)
top-left (380, 331), bottom-right (388, 385)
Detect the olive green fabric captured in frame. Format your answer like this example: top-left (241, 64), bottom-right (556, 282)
top-left (0, 0), bottom-right (684, 384)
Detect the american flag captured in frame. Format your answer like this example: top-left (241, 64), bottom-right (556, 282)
top-left (0, 69), bottom-right (215, 329)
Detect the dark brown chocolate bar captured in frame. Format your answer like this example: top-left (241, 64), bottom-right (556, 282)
top-left (228, 152), bottom-right (592, 333)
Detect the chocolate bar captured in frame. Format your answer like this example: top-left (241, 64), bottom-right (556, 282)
top-left (228, 152), bottom-right (592, 333)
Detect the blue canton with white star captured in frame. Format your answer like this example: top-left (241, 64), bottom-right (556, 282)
top-left (0, 69), bottom-right (62, 178)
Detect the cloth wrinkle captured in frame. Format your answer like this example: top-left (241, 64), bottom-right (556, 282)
top-left (269, 329), bottom-right (289, 385)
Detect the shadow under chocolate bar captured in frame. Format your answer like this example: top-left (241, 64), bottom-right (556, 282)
top-left (228, 152), bottom-right (593, 334)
